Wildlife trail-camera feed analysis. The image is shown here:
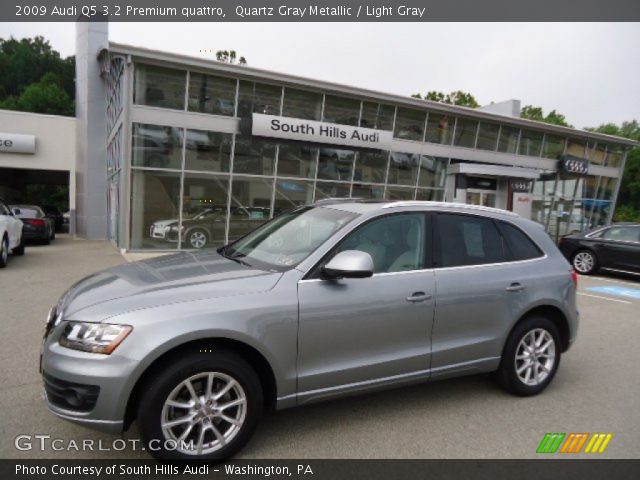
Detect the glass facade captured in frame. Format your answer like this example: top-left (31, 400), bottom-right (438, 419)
top-left (122, 61), bottom-right (628, 250)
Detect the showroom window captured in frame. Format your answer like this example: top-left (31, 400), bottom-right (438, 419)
top-left (188, 73), bottom-right (237, 116)
top-left (385, 186), bottom-right (415, 200)
top-left (314, 181), bottom-right (351, 200)
top-left (352, 183), bottom-right (384, 199)
top-left (274, 179), bottom-right (314, 214)
top-left (232, 136), bottom-right (276, 175)
top-left (354, 150), bottom-right (389, 184)
top-left (606, 146), bottom-right (624, 168)
top-left (184, 130), bottom-right (232, 172)
top-left (130, 169), bottom-right (181, 250)
top-left (387, 152), bottom-right (419, 186)
top-left (228, 176), bottom-right (274, 241)
top-left (416, 188), bottom-right (444, 201)
top-left (518, 130), bottom-right (544, 157)
top-left (418, 156), bottom-right (447, 188)
top-left (541, 134), bottom-right (565, 159)
top-left (476, 122), bottom-right (500, 151)
top-left (566, 138), bottom-right (587, 158)
top-left (453, 118), bottom-right (479, 148)
top-left (181, 173), bottom-right (230, 249)
top-left (132, 123), bottom-right (183, 170)
top-left (282, 88), bottom-right (322, 120)
top-left (277, 143), bottom-right (318, 179)
top-left (360, 102), bottom-right (395, 131)
top-left (394, 108), bottom-right (426, 141)
top-left (237, 81), bottom-right (282, 117)
top-left (425, 113), bottom-right (454, 145)
top-left (590, 143), bottom-right (607, 166)
top-left (323, 95), bottom-right (360, 126)
top-left (134, 64), bottom-right (186, 110)
top-left (317, 148), bottom-right (355, 181)
top-left (497, 126), bottom-right (520, 154)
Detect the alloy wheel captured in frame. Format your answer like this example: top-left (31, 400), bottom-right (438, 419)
top-left (573, 251), bottom-right (594, 273)
top-left (1, 238), bottom-right (7, 264)
top-left (514, 328), bottom-right (556, 386)
top-left (160, 372), bottom-right (247, 455)
top-left (189, 231), bottom-right (207, 249)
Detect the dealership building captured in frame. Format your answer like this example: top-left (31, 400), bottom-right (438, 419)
top-left (0, 22), bottom-right (637, 251)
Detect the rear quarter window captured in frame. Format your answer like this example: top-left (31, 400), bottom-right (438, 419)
top-left (498, 221), bottom-right (544, 261)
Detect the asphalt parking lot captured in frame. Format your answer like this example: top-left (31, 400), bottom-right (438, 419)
top-left (0, 235), bottom-right (638, 459)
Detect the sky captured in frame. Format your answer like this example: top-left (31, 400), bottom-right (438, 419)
top-left (2, 22), bottom-right (639, 129)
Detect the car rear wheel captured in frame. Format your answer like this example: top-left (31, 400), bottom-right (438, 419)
top-left (188, 229), bottom-right (208, 249)
top-left (137, 350), bottom-right (263, 460)
top-left (572, 250), bottom-right (597, 275)
top-left (0, 236), bottom-right (8, 268)
top-left (498, 316), bottom-right (561, 396)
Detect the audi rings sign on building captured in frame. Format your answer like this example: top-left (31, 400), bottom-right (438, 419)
top-left (559, 155), bottom-right (590, 176)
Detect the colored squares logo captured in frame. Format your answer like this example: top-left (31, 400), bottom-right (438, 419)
top-left (537, 433), bottom-right (613, 454)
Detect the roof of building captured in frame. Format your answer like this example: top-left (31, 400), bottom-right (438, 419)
top-left (107, 42), bottom-right (639, 148)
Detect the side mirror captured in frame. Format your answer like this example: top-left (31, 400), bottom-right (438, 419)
top-left (323, 250), bottom-right (374, 279)
top-left (12, 208), bottom-right (20, 215)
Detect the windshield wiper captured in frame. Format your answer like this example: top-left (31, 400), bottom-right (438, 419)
top-left (220, 248), bottom-right (251, 267)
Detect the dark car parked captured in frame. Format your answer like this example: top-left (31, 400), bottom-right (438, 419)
top-left (41, 205), bottom-right (64, 232)
top-left (10, 205), bottom-right (55, 244)
top-left (559, 223), bottom-right (640, 276)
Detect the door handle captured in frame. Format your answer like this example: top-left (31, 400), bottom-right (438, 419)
top-left (406, 292), bottom-right (432, 302)
top-left (506, 283), bottom-right (525, 293)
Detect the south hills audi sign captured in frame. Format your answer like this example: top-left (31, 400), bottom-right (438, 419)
top-left (251, 113), bottom-right (393, 149)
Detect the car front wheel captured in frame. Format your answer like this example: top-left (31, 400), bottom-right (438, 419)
top-left (137, 350), bottom-right (263, 460)
top-left (498, 316), bottom-right (561, 396)
top-left (188, 229), bottom-right (208, 249)
top-left (0, 236), bottom-right (8, 268)
top-left (572, 250), bottom-right (597, 274)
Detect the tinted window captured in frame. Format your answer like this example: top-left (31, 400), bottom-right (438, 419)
top-left (498, 222), bottom-right (544, 261)
top-left (603, 227), bottom-right (640, 242)
top-left (437, 214), bottom-right (505, 267)
top-left (336, 214), bottom-right (426, 273)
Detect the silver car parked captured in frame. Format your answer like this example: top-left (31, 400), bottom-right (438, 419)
top-left (41, 200), bottom-right (579, 460)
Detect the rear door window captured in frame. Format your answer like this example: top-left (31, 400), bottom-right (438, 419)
top-left (436, 214), bottom-right (505, 267)
top-left (498, 221), bottom-right (544, 261)
top-left (602, 226), bottom-right (640, 243)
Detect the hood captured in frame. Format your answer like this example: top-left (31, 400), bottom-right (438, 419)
top-left (60, 250), bottom-right (283, 320)
top-left (151, 219), bottom-right (178, 228)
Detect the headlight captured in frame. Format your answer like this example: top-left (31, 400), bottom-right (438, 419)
top-left (59, 322), bottom-right (132, 354)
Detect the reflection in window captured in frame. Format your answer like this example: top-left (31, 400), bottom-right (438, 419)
top-left (518, 130), bottom-right (543, 156)
top-left (237, 81), bottom-right (282, 117)
top-left (497, 126), bottom-right (520, 154)
top-left (606, 146), bottom-right (623, 169)
top-left (387, 152), bottom-right (418, 186)
top-left (453, 118), bottom-right (478, 148)
top-left (228, 176), bottom-right (273, 241)
top-left (181, 173), bottom-right (229, 249)
top-left (566, 138), bottom-right (587, 158)
top-left (282, 88), bottom-right (322, 120)
top-left (352, 183), bottom-right (384, 199)
top-left (416, 188), bottom-right (444, 201)
top-left (184, 130), bottom-right (232, 172)
top-left (317, 148), bottom-right (355, 181)
top-left (314, 181), bottom-right (351, 200)
top-left (134, 64), bottom-right (186, 110)
top-left (132, 123), bottom-right (183, 169)
top-left (590, 143), bottom-right (607, 166)
top-left (274, 180), bottom-right (314, 214)
top-left (385, 186), bottom-right (415, 200)
top-left (131, 169), bottom-right (181, 250)
top-left (277, 143), bottom-right (317, 178)
top-left (394, 108), bottom-right (425, 141)
top-left (418, 156), bottom-right (447, 188)
top-left (232, 136), bottom-right (276, 175)
top-left (477, 123), bottom-right (500, 151)
top-left (541, 135), bottom-right (565, 159)
top-left (354, 150), bottom-right (388, 183)
top-left (425, 113), bottom-right (454, 145)
top-left (591, 177), bottom-right (615, 227)
top-left (360, 102), bottom-right (394, 130)
top-left (188, 73), bottom-right (236, 116)
top-left (323, 95), bottom-right (360, 126)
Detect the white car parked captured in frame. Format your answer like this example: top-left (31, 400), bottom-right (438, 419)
top-left (0, 198), bottom-right (25, 268)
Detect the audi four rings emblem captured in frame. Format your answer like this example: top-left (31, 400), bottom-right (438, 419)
top-left (561, 156), bottom-right (589, 175)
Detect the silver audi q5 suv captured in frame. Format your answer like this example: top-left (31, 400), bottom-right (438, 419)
top-left (41, 200), bottom-right (578, 459)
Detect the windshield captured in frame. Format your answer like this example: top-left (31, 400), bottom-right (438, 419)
top-left (222, 207), bottom-right (357, 270)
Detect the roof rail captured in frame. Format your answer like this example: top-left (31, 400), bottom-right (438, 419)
top-left (313, 197), bottom-right (364, 206)
top-left (381, 201), bottom-right (520, 217)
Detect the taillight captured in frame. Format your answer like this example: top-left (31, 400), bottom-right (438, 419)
top-left (25, 218), bottom-right (45, 227)
top-left (570, 270), bottom-right (578, 287)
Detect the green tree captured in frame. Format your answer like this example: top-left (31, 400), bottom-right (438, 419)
top-left (413, 90), bottom-right (479, 108)
top-left (1, 72), bottom-right (74, 116)
top-left (215, 50), bottom-right (247, 65)
top-left (520, 105), bottom-right (572, 127)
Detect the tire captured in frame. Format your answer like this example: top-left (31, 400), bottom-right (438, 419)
top-left (137, 349), bottom-right (263, 461)
top-left (50, 228), bottom-right (56, 241)
top-left (498, 315), bottom-right (561, 396)
top-left (0, 236), bottom-right (8, 268)
top-left (12, 234), bottom-right (25, 256)
top-left (572, 249), bottom-right (597, 275)
top-left (187, 229), bottom-right (208, 249)
top-left (41, 235), bottom-right (50, 246)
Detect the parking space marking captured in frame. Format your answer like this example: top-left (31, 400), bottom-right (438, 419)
top-left (586, 276), bottom-right (640, 288)
top-left (585, 285), bottom-right (640, 301)
top-left (577, 292), bottom-right (631, 304)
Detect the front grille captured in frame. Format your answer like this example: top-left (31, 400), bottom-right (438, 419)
top-left (43, 373), bottom-right (100, 412)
